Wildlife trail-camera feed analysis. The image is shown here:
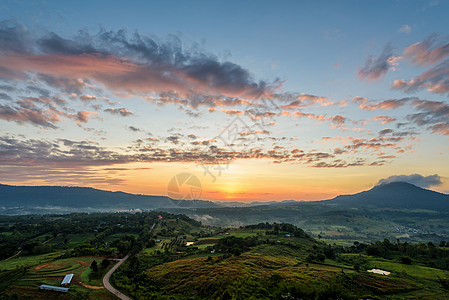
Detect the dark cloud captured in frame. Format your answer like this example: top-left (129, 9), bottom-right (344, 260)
top-left (0, 135), bottom-right (391, 172)
top-left (38, 32), bottom-right (98, 56)
top-left (313, 159), bottom-right (365, 168)
top-left (405, 99), bottom-right (449, 135)
top-left (104, 107), bottom-right (134, 117)
top-left (0, 104), bottom-right (59, 128)
top-left (128, 126), bottom-right (142, 132)
top-left (0, 84), bottom-right (15, 92)
top-left (26, 85), bottom-right (51, 97)
top-left (377, 174), bottom-right (443, 188)
top-left (0, 20), bottom-right (32, 54)
top-left (379, 128), bottom-right (393, 136)
top-left (0, 92), bottom-right (12, 101)
top-left (37, 73), bottom-right (89, 95)
top-left (358, 44), bottom-right (395, 81)
top-left (0, 22), bottom-right (278, 104)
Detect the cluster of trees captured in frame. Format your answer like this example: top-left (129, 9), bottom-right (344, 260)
top-left (213, 236), bottom-right (260, 256)
top-left (88, 259), bottom-right (111, 280)
top-left (245, 222), bottom-right (309, 239)
top-left (337, 239), bottom-right (449, 270)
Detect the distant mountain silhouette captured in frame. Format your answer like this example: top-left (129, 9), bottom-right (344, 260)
top-left (1, 182), bottom-right (448, 215)
top-left (0, 183), bottom-right (220, 214)
top-left (326, 182), bottom-right (449, 211)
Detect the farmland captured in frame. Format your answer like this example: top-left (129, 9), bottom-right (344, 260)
top-left (1, 212), bottom-right (449, 299)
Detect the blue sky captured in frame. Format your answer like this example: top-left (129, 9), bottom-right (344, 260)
top-left (0, 0), bottom-right (448, 201)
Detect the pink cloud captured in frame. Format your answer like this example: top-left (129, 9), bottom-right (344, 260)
top-left (403, 37), bottom-right (449, 66)
top-left (373, 115), bottom-right (396, 124)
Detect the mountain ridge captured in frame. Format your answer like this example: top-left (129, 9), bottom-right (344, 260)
top-left (1, 181), bottom-right (448, 214)
top-left (325, 181), bottom-right (449, 211)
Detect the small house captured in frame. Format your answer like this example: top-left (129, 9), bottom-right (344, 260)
top-left (61, 274), bottom-right (74, 286)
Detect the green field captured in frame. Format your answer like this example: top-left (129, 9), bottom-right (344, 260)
top-left (2, 212), bottom-right (449, 299)
top-left (2, 256), bottom-right (116, 299)
top-left (0, 251), bottom-right (64, 270)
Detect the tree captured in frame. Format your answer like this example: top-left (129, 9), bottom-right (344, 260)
top-left (90, 260), bottom-right (98, 273)
top-left (401, 257), bottom-right (412, 265)
top-left (100, 259), bottom-right (110, 269)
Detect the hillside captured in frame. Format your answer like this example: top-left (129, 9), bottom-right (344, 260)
top-left (1, 213), bottom-right (449, 299)
top-left (326, 182), bottom-right (449, 211)
top-left (0, 184), bottom-right (220, 214)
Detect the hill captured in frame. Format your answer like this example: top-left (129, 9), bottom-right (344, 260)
top-left (0, 184), bottom-right (220, 214)
top-left (1, 212), bottom-right (449, 299)
top-left (326, 182), bottom-right (449, 211)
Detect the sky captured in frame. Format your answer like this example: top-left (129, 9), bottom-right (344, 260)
top-left (0, 0), bottom-right (448, 202)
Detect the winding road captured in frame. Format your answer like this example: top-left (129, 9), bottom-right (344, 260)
top-left (103, 254), bottom-right (132, 300)
top-left (103, 223), bottom-right (157, 299)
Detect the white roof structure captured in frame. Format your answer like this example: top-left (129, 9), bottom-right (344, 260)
top-left (61, 273), bottom-right (74, 286)
top-left (40, 284), bottom-right (69, 292)
top-left (367, 268), bottom-right (390, 275)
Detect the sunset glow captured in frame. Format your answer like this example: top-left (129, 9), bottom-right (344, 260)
top-left (1, 1), bottom-right (448, 201)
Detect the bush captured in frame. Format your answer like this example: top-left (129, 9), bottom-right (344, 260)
top-left (401, 257), bottom-right (412, 264)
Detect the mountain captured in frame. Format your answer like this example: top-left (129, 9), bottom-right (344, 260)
top-left (2, 181), bottom-right (448, 215)
top-left (0, 184), bottom-right (221, 214)
top-left (326, 181), bottom-right (449, 211)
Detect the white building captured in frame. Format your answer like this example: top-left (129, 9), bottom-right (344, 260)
top-left (61, 274), bottom-right (74, 286)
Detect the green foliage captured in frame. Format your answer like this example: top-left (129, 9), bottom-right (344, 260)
top-left (2, 213), bottom-right (449, 299)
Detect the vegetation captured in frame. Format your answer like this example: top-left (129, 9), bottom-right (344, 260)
top-left (1, 213), bottom-right (449, 299)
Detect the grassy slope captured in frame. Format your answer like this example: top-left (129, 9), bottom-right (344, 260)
top-left (140, 228), bottom-right (449, 299)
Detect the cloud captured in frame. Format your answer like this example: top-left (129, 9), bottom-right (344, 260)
top-left (80, 94), bottom-right (98, 101)
top-left (280, 93), bottom-right (334, 109)
top-left (220, 108), bottom-right (244, 116)
top-left (373, 115), bottom-right (396, 124)
top-left (37, 74), bottom-right (90, 95)
top-left (403, 35), bottom-right (449, 66)
top-left (104, 107), bottom-right (134, 117)
top-left (392, 36), bottom-right (449, 95)
top-left (353, 96), bottom-right (412, 111)
top-left (405, 99), bottom-right (449, 135)
top-left (328, 115), bottom-right (346, 128)
top-left (128, 126), bottom-right (141, 132)
top-left (75, 111), bottom-right (97, 124)
top-left (377, 174), bottom-right (442, 188)
top-left (379, 128), bottom-right (393, 136)
top-left (0, 92), bottom-right (12, 100)
top-left (0, 22), bottom-right (279, 108)
top-left (392, 59), bottom-right (449, 95)
top-left (398, 24), bottom-right (412, 34)
top-left (0, 133), bottom-right (397, 174)
top-left (0, 95), bottom-right (86, 128)
top-left (358, 45), bottom-right (395, 81)
top-left (0, 104), bottom-right (60, 128)
top-left (428, 122), bottom-right (449, 135)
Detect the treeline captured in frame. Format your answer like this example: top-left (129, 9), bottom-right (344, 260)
top-left (244, 222), bottom-right (310, 239)
top-left (0, 211), bottom-right (198, 259)
top-left (214, 236), bottom-right (260, 256)
top-left (346, 239), bottom-right (449, 270)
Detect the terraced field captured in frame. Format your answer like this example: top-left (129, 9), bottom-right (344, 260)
top-left (2, 256), bottom-right (115, 299)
